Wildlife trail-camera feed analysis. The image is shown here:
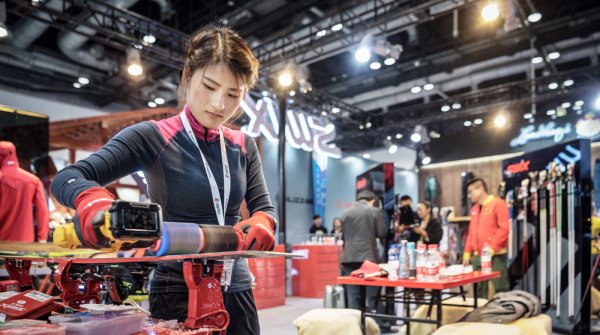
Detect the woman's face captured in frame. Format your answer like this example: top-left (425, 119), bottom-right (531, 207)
top-left (334, 219), bottom-right (342, 230)
top-left (185, 63), bottom-right (245, 129)
top-left (417, 203), bottom-right (429, 219)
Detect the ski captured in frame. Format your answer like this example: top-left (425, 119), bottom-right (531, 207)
top-left (548, 164), bottom-right (557, 307)
top-left (555, 164), bottom-right (563, 319)
top-left (529, 171), bottom-right (539, 297)
top-left (520, 179), bottom-right (530, 291)
top-left (539, 170), bottom-right (548, 307)
top-left (567, 164), bottom-right (575, 320)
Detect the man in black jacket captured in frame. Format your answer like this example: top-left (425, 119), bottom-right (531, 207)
top-left (341, 190), bottom-right (388, 309)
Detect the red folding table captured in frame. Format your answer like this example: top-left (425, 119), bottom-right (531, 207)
top-left (338, 271), bottom-right (500, 334)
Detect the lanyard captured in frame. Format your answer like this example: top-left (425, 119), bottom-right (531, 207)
top-left (180, 111), bottom-right (230, 227)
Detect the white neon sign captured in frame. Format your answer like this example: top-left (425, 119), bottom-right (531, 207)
top-left (240, 96), bottom-right (342, 158)
top-left (510, 122), bottom-right (572, 148)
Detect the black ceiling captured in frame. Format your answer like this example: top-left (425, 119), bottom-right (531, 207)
top-left (1, 0), bottom-right (599, 153)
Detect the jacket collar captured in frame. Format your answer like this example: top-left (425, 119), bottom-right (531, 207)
top-left (184, 104), bottom-right (220, 142)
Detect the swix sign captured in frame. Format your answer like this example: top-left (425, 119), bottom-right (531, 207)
top-left (240, 96), bottom-right (342, 158)
top-left (505, 160), bottom-right (531, 176)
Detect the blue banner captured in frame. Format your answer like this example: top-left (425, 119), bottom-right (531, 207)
top-left (312, 152), bottom-right (328, 227)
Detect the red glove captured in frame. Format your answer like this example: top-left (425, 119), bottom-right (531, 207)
top-left (234, 211), bottom-right (276, 251)
top-left (74, 187), bottom-right (115, 249)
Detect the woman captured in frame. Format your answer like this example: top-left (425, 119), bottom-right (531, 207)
top-left (51, 25), bottom-right (274, 334)
top-left (412, 201), bottom-right (443, 245)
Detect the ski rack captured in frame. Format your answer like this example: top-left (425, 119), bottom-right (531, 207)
top-left (502, 139), bottom-right (594, 334)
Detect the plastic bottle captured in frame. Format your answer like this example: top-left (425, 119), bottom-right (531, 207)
top-left (438, 251), bottom-right (446, 274)
top-left (481, 243), bottom-right (492, 274)
top-left (416, 244), bottom-right (427, 281)
top-left (387, 244), bottom-right (399, 280)
top-left (407, 242), bottom-right (416, 279)
top-left (399, 240), bottom-right (409, 279)
top-left (425, 244), bottom-right (440, 282)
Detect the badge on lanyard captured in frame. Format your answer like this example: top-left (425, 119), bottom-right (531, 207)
top-left (180, 111), bottom-right (235, 289)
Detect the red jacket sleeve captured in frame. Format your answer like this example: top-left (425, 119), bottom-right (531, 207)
top-left (490, 199), bottom-right (510, 252)
top-left (34, 178), bottom-right (49, 241)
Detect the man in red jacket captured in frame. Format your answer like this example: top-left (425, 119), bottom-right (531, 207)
top-left (0, 141), bottom-right (48, 242)
top-left (462, 178), bottom-right (510, 299)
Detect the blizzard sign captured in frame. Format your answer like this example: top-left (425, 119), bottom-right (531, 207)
top-left (510, 122), bottom-right (572, 148)
top-left (240, 95), bottom-right (342, 158)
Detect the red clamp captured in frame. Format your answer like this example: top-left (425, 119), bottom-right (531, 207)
top-left (5, 259), bottom-right (33, 289)
top-left (183, 261), bottom-right (230, 333)
top-left (53, 259), bottom-right (101, 307)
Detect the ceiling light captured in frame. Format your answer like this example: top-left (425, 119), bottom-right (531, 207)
top-left (481, 2), bottom-right (500, 22)
top-left (563, 79), bottom-right (574, 87)
top-left (548, 51), bottom-right (560, 60)
top-left (595, 96), bottom-right (600, 109)
top-left (328, 143), bottom-right (336, 148)
top-left (359, 124), bottom-right (364, 130)
top-left (0, 23), bottom-right (8, 39)
top-left (355, 47), bottom-right (371, 63)
top-left (316, 29), bottom-right (327, 37)
top-left (452, 103), bottom-right (461, 109)
top-left (331, 107), bottom-right (340, 113)
top-left (562, 102), bottom-right (571, 108)
top-left (278, 71), bottom-right (293, 87)
top-left (331, 23), bottom-right (343, 31)
top-left (143, 34), bottom-right (156, 44)
top-left (127, 48), bottom-right (143, 76)
top-left (441, 105), bottom-right (451, 112)
top-left (575, 100), bottom-right (584, 106)
top-left (548, 82), bottom-right (558, 90)
top-left (155, 97), bottom-right (165, 105)
top-left (474, 118), bottom-right (483, 125)
top-left (395, 133), bottom-right (403, 139)
top-left (411, 86), bottom-right (422, 94)
top-left (78, 77), bottom-right (90, 85)
top-left (423, 83), bottom-right (434, 91)
top-left (422, 156), bottom-right (431, 165)
top-left (546, 109), bottom-right (556, 116)
top-left (321, 111), bottom-right (327, 116)
top-left (410, 133), bottom-right (421, 143)
top-left (73, 82), bottom-right (82, 88)
top-left (386, 135), bottom-right (392, 140)
top-left (362, 153), bottom-right (371, 159)
top-left (494, 114), bottom-right (507, 128)
top-left (573, 105), bottom-right (582, 111)
top-left (369, 61), bottom-right (381, 70)
top-left (464, 120), bottom-right (472, 127)
top-left (531, 56), bottom-right (543, 64)
top-left (148, 101), bottom-right (157, 108)
top-left (528, 12), bottom-right (542, 23)
top-left (289, 90), bottom-right (296, 97)
top-left (389, 145), bottom-right (398, 154)
top-left (366, 122), bottom-right (372, 128)
top-left (523, 113), bottom-right (533, 119)
top-left (384, 57), bottom-right (396, 66)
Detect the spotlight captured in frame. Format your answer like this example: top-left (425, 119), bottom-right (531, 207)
top-left (331, 23), bottom-right (343, 31)
top-left (359, 124), bottom-right (364, 130)
top-left (316, 29), bottom-right (327, 37)
top-left (331, 107), bottom-right (340, 113)
top-left (148, 101), bottom-right (157, 108)
top-left (384, 57), bottom-right (396, 66)
top-left (362, 153), bottom-right (371, 159)
top-left (78, 77), bottom-right (90, 85)
top-left (328, 143), bottom-right (337, 148)
top-left (366, 122), bottom-right (372, 128)
top-left (423, 83), bottom-right (434, 91)
top-left (574, 100), bottom-right (584, 106)
top-left (494, 114), bottom-right (507, 128)
top-left (321, 111), bottom-right (327, 116)
top-left (563, 79), bottom-right (574, 87)
top-left (546, 109), bottom-right (556, 116)
top-left (548, 82), bottom-right (558, 90)
top-left (411, 86), bottom-right (422, 94)
top-left (73, 82), bottom-right (82, 88)
top-left (278, 71), bottom-right (293, 87)
top-left (595, 96), bottom-right (600, 110)
top-left (155, 97), bottom-right (165, 105)
top-left (389, 145), bottom-right (398, 154)
top-left (474, 118), bottom-right (483, 125)
top-left (573, 105), bottom-right (581, 111)
top-left (523, 113), bottom-right (533, 119)
top-left (386, 135), bottom-right (392, 140)
top-left (548, 51), bottom-right (560, 60)
top-left (395, 133), bottom-right (402, 139)
top-left (528, 12), bottom-right (542, 23)
top-left (422, 156), bottom-right (431, 165)
top-left (531, 56), bottom-right (543, 64)
top-left (464, 120), bottom-right (472, 127)
top-left (370, 61), bottom-right (381, 70)
top-left (561, 102), bottom-right (571, 108)
top-left (143, 34), bottom-right (156, 44)
top-left (127, 48), bottom-right (143, 76)
top-left (410, 133), bottom-right (421, 143)
top-left (452, 103), bottom-right (461, 109)
top-left (289, 90), bottom-right (296, 97)
top-left (355, 47), bottom-right (371, 63)
top-left (481, 2), bottom-right (500, 22)
top-left (261, 91), bottom-right (269, 97)
top-left (441, 105), bottom-right (450, 112)
top-left (0, 24), bottom-right (7, 38)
